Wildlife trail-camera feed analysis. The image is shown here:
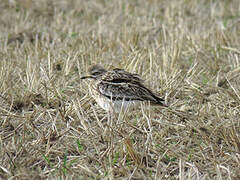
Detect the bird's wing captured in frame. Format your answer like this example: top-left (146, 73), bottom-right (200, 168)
top-left (97, 81), bottom-right (165, 105)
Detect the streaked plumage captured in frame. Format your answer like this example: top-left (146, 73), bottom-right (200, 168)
top-left (81, 65), bottom-right (166, 112)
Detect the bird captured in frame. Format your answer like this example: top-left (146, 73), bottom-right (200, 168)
top-left (80, 65), bottom-right (167, 113)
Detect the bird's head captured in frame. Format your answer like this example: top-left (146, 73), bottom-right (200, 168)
top-left (80, 65), bottom-right (107, 80)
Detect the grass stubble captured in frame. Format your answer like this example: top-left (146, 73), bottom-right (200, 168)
top-left (0, 0), bottom-right (240, 179)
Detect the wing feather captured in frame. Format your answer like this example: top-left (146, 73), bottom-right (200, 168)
top-left (96, 67), bottom-right (165, 106)
top-left (97, 81), bottom-right (164, 105)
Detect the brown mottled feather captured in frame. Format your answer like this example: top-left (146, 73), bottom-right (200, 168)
top-left (81, 65), bottom-right (167, 111)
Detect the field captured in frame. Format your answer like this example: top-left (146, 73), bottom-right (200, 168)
top-left (0, 0), bottom-right (240, 179)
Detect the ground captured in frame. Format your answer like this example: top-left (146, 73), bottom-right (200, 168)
top-left (0, 0), bottom-right (240, 179)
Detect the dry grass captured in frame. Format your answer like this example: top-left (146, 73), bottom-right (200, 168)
top-left (0, 0), bottom-right (240, 179)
